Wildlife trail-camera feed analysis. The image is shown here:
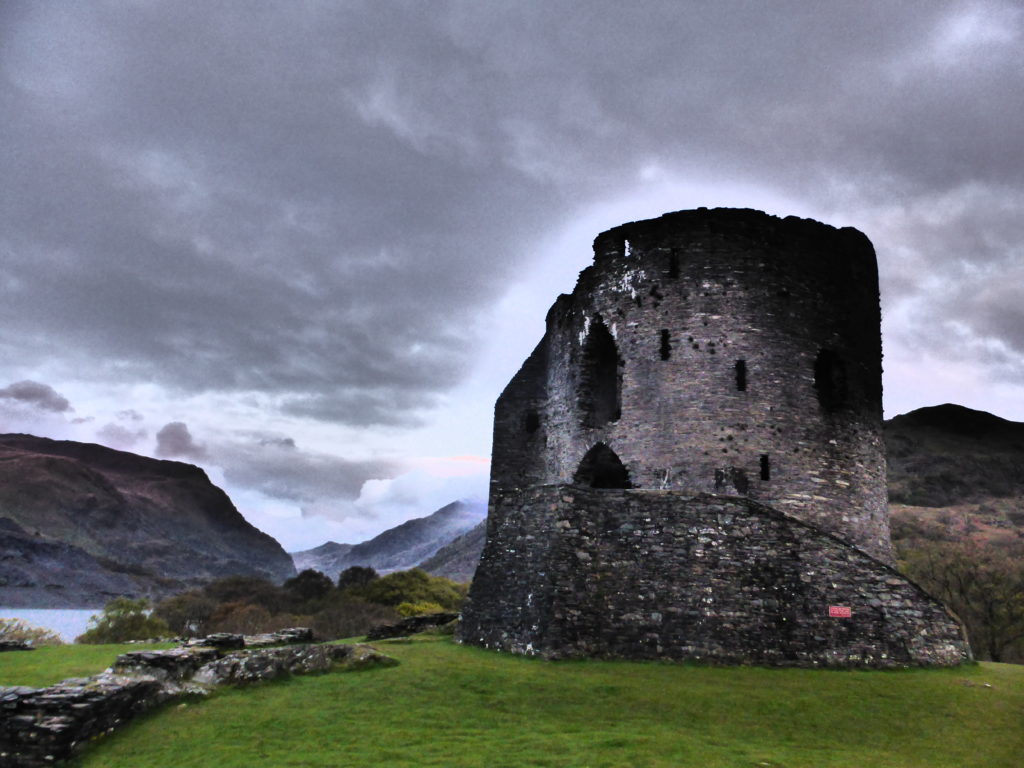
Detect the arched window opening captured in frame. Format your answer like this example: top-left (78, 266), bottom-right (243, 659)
top-left (659, 330), bottom-right (671, 360)
top-left (814, 349), bottom-right (848, 411)
top-left (735, 360), bottom-right (747, 391)
top-left (573, 443), bottom-right (632, 489)
top-left (578, 318), bottom-right (621, 428)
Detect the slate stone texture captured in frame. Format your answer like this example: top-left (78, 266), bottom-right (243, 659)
top-left (459, 208), bottom-right (971, 667)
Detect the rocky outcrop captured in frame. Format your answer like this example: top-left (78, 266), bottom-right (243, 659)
top-left (365, 612), bottom-right (459, 640)
top-left (0, 517), bottom-right (142, 608)
top-left (0, 635), bottom-right (396, 767)
top-left (0, 434), bottom-right (296, 607)
top-left (292, 500), bottom-right (485, 577)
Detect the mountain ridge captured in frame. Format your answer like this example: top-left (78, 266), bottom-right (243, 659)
top-left (0, 434), bottom-right (296, 608)
top-left (291, 499), bottom-right (485, 578)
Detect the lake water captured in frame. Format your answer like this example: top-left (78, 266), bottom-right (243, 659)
top-left (0, 608), bottom-right (101, 642)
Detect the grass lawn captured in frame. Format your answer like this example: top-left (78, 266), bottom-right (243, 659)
top-left (0, 641), bottom-right (175, 687)
top-left (4, 636), bottom-right (1021, 767)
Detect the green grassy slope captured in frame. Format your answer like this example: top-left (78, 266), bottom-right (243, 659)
top-left (4, 637), bottom-right (1017, 768)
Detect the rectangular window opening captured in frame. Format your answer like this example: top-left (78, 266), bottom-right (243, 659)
top-left (735, 360), bottom-right (747, 391)
top-left (668, 251), bottom-right (680, 279)
top-left (760, 454), bottom-right (771, 481)
top-left (659, 329), bottom-right (671, 360)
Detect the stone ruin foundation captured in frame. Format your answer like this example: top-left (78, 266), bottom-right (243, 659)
top-left (459, 208), bottom-right (971, 667)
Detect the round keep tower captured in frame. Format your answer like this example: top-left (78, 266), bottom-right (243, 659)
top-left (489, 208), bottom-right (889, 560)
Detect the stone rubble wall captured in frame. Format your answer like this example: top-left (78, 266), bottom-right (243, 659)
top-left (460, 486), bottom-right (971, 667)
top-left (0, 631), bottom-right (396, 767)
top-left (365, 612), bottom-right (460, 641)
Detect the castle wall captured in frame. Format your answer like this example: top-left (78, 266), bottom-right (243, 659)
top-left (464, 208), bottom-right (966, 666)
top-left (490, 209), bottom-right (890, 560)
top-left (461, 487), bottom-right (970, 667)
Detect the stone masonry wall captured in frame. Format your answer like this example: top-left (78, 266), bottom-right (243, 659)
top-left (489, 208), bottom-right (890, 561)
top-left (460, 486), bottom-right (970, 667)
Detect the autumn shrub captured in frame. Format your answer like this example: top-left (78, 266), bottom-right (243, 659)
top-left (899, 536), bottom-right (1024, 663)
top-left (154, 590), bottom-right (218, 637)
top-left (309, 596), bottom-right (398, 640)
top-left (0, 617), bottom-right (64, 646)
top-left (206, 602), bottom-right (274, 634)
top-left (202, 575), bottom-right (287, 613)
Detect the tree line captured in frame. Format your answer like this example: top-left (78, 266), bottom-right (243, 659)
top-left (75, 567), bottom-right (467, 644)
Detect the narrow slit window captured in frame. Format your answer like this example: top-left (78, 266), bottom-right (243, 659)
top-left (760, 454), bottom-right (771, 481)
top-left (660, 330), bottom-right (671, 360)
top-left (735, 360), bottom-right (747, 391)
top-left (668, 251), bottom-right (680, 279)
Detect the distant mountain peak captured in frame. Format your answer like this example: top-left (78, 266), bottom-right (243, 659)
top-left (290, 498), bottom-right (486, 577)
top-left (887, 403), bottom-right (1019, 437)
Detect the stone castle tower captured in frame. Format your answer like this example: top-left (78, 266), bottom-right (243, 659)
top-left (459, 208), bottom-right (970, 667)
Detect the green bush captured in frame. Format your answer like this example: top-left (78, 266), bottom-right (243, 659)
top-left (337, 565), bottom-right (379, 592)
top-left (354, 569), bottom-right (467, 611)
top-left (283, 569), bottom-right (335, 611)
top-left (396, 601), bottom-right (446, 617)
top-left (0, 617), bottom-right (64, 647)
top-left (76, 597), bottom-right (171, 644)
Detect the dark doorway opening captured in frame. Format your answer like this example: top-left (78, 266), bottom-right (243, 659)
top-left (573, 443), bottom-right (633, 489)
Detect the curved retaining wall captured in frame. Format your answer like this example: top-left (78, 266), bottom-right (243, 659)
top-left (460, 486), bottom-right (970, 667)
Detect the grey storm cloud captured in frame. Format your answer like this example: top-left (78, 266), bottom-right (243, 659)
top-left (0, 380), bottom-right (72, 412)
top-left (1, 0), bottom-right (1023, 426)
top-left (155, 422), bottom-right (207, 461)
top-left (216, 435), bottom-right (399, 503)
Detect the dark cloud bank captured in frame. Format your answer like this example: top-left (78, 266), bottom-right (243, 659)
top-left (1, 2), bottom-right (1022, 516)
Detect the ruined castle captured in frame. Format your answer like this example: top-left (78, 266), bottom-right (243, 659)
top-left (459, 208), bottom-right (970, 667)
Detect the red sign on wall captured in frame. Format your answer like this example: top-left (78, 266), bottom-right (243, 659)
top-left (828, 606), bottom-right (852, 618)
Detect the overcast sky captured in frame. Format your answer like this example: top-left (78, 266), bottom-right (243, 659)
top-left (2, 1), bottom-right (1022, 550)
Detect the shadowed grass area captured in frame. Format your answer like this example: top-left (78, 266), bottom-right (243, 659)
top-left (4, 636), bottom-right (1021, 767)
